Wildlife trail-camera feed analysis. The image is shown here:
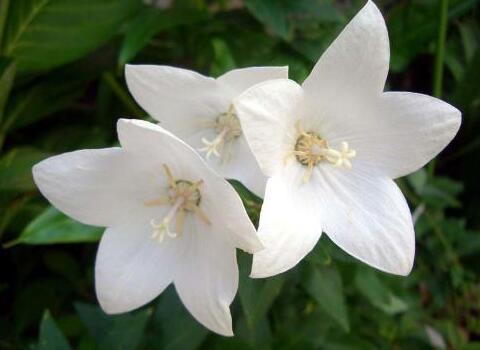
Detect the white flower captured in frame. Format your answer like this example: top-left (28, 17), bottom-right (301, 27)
top-left (233, 1), bottom-right (461, 278)
top-left (32, 119), bottom-right (263, 336)
top-left (125, 64), bottom-right (288, 197)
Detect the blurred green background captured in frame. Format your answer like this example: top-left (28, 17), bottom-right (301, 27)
top-left (0, 0), bottom-right (479, 349)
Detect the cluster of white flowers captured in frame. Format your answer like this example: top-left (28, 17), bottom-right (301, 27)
top-left (32, 1), bottom-right (460, 336)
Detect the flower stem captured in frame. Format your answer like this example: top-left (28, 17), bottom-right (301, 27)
top-left (102, 72), bottom-right (146, 118)
top-left (0, 0), bottom-right (9, 53)
top-left (433, 0), bottom-right (449, 98)
top-left (429, 0), bottom-right (450, 176)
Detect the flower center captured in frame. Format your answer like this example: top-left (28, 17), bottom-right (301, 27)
top-left (199, 105), bottom-right (242, 161)
top-left (145, 164), bottom-right (211, 243)
top-left (287, 121), bottom-right (356, 182)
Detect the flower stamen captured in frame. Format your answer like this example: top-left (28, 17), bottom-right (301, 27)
top-left (150, 197), bottom-right (183, 243)
top-left (287, 120), bottom-right (356, 182)
top-left (199, 105), bottom-right (242, 161)
top-left (145, 164), bottom-right (210, 243)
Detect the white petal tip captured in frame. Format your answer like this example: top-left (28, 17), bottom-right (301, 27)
top-left (97, 298), bottom-right (127, 315)
top-left (249, 272), bottom-right (266, 279)
top-left (396, 261), bottom-right (414, 276)
top-left (219, 326), bottom-right (234, 337)
top-left (249, 263), bottom-right (285, 279)
top-left (367, 257), bottom-right (415, 277)
top-left (243, 238), bottom-right (265, 254)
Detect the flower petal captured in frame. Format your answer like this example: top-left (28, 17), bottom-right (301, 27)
top-left (95, 215), bottom-right (182, 314)
top-left (234, 79), bottom-right (304, 177)
top-left (125, 65), bottom-right (230, 134)
top-left (126, 65), bottom-right (277, 196)
top-left (117, 119), bottom-right (263, 254)
top-left (32, 148), bottom-right (146, 227)
top-left (217, 66), bottom-right (288, 96)
top-left (316, 166), bottom-right (415, 275)
top-left (200, 163), bottom-right (264, 254)
top-left (180, 130), bottom-right (266, 196)
top-left (183, 131), bottom-right (267, 197)
top-left (302, 1), bottom-right (389, 106)
top-left (251, 164), bottom-right (323, 278)
top-left (117, 119), bottom-right (212, 184)
top-left (345, 92), bottom-right (461, 178)
top-left (174, 223), bottom-right (238, 336)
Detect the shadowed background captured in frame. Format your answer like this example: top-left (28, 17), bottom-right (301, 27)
top-left (0, 0), bottom-right (479, 349)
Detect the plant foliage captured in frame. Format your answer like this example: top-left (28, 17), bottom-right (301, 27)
top-left (0, 0), bottom-right (479, 349)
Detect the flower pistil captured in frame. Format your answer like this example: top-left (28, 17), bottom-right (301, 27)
top-left (199, 105), bottom-right (242, 161)
top-left (287, 121), bottom-right (356, 182)
top-left (145, 164), bottom-right (211, 243)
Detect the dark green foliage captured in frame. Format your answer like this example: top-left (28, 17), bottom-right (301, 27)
top-left (0, 0), bottom-right (479, 349)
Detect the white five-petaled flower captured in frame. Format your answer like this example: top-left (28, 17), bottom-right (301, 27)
top-left (32, 119), bottom-right (263, 336)
top-left (125, 64), bottom-right (288, 197)
top-left (233, 1), bottom-right (461, 278)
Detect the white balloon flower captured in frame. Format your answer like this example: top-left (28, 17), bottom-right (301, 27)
top-left (32, 119), bottom-right (263, 336)
top-left (233, 1), bottom-right (461, 278)
top-left (125, 64), bottom-right (288, 197)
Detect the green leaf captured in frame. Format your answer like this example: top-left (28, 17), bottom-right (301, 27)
top-left (36, 311), bottom-right (72, 350)
top-left (407, 168), bottom-right (427, 195)
top-left (235, 316), bottom-right (273, 350)
top-left (303, 264), bottom-right (350, 332)
top-left (119, 8), bottom-right (208, 66)
top-left (2, 0), bottom-right (141, 72)
top-left (0, 147), bottom-right (49, 191)
top-left (245, 0), bottom-right (291, 40)
top-left (153, 286), bottom-right (208, 350)
top-left (354, 268), bottom-right (408, 315)
top-left (0, 57), bottom-right (15, 121)
top-left (228, 180), bottom-right (262, 226)
top-left (238, 253), bottom-right (284, 329)
top-left (15, 206), bottom-right (102, 245)
top-left (388, 0), bottom-right (480, 72)
top-left (4, 76), bottom-right (86, 132)
top-left (423, 176), bottom-right (463, 208)
top-left (210, 38), bottom-right (236, 77)
top-left (75, 302), bottom-right (151, 350)
top-left (0, 0), bottom-right (9, 51)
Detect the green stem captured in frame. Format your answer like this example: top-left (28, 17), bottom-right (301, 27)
top-left (0, 0), bottom-right (9, 53)
top-left (433, 0), bottom-right (449, 98)
top-left (102, 72), bottom-right (145, 118)
top-left (0, 130), bottom-right (4, 152)
top-left (396, 179), bottom-right (462, 269)
top-left (429, 0), bottom-right (449, 176)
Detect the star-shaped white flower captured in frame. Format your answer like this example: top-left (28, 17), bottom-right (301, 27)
top-left (32, 119), bottom-right (263, 336)
top-left (233, 1), bottom-right (461, 278)
top-left (125, 64), bottom-right (288, 197)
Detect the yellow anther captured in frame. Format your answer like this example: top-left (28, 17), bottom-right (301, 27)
top-left (145, 164), bottom-right (211, 243)
top-left (287, 120), bottom-right (356, 182)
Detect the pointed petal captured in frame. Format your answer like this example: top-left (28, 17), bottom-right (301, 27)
top-left (316, 167), bottom-right (415, 275)
top-left (174, 224), bottom-right (238, 336)
top-left (95, 215), bottom-right (182, 314)
top-left (346, 92), bottom-right (461, 178)
top-left (125, 65), bottom-right (280, 192)
top-left (32, 148), bottom-right (146, 227)
top-left (125, 65), bottom-right (230, 134)
top-left (117, 118), bottom-right (206, 175)
top-left (185, 131), bottom-right (267, 197)
top-left (234, 79), bottom-right (304, 177)
top-left (219, 136), bottom-right (267, 197)
top-left (302, 1), bottom-right (389, 108)
top-left (217, 66), bottom-right (288, 96)
top-left (202, 175), bottom-right (263, 254)
top-left (118, 119), bottom-right (263, 254)
top-left (251, 164), bottom-right (322, 278)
